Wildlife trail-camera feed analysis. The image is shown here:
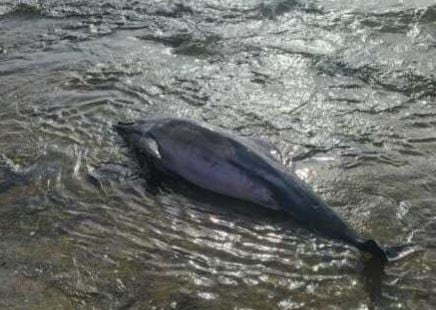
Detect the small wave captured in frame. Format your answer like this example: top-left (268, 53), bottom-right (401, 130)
top-left (1, 0), bottom-right (47, 17)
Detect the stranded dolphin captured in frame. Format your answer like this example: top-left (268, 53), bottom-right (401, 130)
top-left (115, 117), bottom-right (411, 262)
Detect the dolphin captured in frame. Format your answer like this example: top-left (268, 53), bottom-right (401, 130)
top-left (115, 117), bottom-right (413, 262)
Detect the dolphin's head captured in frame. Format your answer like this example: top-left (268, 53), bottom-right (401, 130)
top-left (114, 121), bottom-right (162, 159)
top-left (114, 121), bottom-right (133, 134)
top-left (114, 122), bottom-right (144, 148)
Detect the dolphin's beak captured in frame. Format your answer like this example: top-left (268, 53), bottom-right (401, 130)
top-left (114, 121), bottom-right (135, 137)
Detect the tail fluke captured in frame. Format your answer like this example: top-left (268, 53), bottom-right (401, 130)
top-left (358, 239), bottom-right (422, 263)
top-left (359, 240), bottom-right (388, 262)
top-left (384, 243), bottom-right (423, 262)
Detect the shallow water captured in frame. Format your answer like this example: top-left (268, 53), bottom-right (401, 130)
top-left (1, 0), bottom-right (436, 309)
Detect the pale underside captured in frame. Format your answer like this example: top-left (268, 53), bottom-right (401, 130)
top-left (142, 120), bottom-right (283, 210)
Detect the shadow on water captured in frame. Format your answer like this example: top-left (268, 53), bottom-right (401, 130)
top-left (362, 245), bottom-right (423, 309)
top-left (362, 257), bottom-right (385, 310)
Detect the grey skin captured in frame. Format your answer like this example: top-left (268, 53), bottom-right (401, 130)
top-left (115, 118), bottom-right (408, 262)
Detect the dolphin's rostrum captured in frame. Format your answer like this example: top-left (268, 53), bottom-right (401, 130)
top-left (115, 117), bottom-right (410, 262)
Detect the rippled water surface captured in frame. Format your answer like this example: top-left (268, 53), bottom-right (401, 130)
top-left (1, 0), bottom-right (436, 309)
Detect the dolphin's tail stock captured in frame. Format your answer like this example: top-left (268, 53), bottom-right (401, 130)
top-left (356, 239), bottom-right (421, 263)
